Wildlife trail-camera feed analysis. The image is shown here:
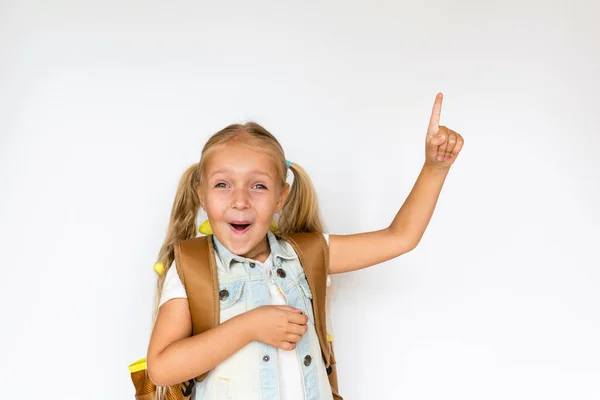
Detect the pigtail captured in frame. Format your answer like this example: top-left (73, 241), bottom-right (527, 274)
top-left (278, 162), bottom-right (325, 235)
top-left (152, 163), bottom-right (201, 320)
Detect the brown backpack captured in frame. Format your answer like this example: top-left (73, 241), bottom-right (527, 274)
top-left (129, 232), bottom-right (342, 400)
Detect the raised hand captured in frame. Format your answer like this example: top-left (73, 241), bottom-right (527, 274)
top-left (425, 93), bottom-right (464, 169)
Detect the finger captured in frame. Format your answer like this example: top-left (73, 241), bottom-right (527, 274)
top-left (450, 135), bottom-right (464, 158)
top-left (436, 126), bottom-right (450, 161)
top-left (285, 333), bottom-right (303, 343)
top-left (444, 129), bottom-right (458, 160)
top-left (276, 305), bottom-right (302, 313)
top-left (287, 311), bottom-right (309, 325)
top-left (429, 130), bottom-right (446, 148)
top-left (427, 93), bottom-right (443, 137)
top-left (279, 341), bottom-right (297, 351)
top-left (287, 323), bottom-right (308, 336)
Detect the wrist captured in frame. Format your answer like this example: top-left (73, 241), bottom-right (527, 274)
top-left (237, 308), bottom-right (258, 343)
top-left (422, 161), bottom-right (450, 175)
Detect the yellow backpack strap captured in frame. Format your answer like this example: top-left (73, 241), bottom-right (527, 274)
top-left (282, 232), bottom-right (343, 400)
top-left (174, 234), bottom-right (220, 382)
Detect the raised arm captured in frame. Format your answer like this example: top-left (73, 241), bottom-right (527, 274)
top-left (328, 93), bottom-right (464, 274)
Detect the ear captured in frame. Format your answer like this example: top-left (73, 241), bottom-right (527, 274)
top-left (196, 185), bottom-right (205, 210)
top-left (277, 183), bottom-right (290, 213)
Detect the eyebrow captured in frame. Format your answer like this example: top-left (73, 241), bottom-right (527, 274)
top-left (208, 169), bottom-right (274, 180)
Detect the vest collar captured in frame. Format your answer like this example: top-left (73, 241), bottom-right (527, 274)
top-left (211, 230), bottom-right (297, 271)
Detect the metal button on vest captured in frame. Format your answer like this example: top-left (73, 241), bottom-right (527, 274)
top-left (249, 262), bottom-right (256, 268)
top-left (276, 268), bottom-right (287, 278)
top-left (303, 355), bottom-right (312, 366)
top-left (219, 289), bottom-right (229, 301)
top-left (263, 355), bottom-right (270, 362)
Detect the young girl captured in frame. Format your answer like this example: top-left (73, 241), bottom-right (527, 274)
top-left (146, 93), bottom-right (464, 399)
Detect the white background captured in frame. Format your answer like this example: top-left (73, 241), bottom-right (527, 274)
top-left (1, 0), bottom-right (599, 399)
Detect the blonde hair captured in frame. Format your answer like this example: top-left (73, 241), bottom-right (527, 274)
top-left (153, 122), bottom-right (324, 316)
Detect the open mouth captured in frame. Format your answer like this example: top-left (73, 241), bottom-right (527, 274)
top-left (229, 222), bottom-right (251, 234)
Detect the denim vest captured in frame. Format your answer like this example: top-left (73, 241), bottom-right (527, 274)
top-left (193, 231), bottom-right (334, 400)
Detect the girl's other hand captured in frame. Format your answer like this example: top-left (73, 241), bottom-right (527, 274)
top-left (425, 93), bottom-right (465, 169)
top-left (246, 305), bottom-right (309, 350)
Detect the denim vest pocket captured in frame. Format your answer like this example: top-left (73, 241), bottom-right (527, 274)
top-left (219, 281), bottom-right (246, 322)
top-left (298, 276), bottom-right (315, 325)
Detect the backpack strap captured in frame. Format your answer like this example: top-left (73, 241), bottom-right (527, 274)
top-left (174, 235), bottom-right (220, 382)
top-left (282, 232), bottom-right (343, 400)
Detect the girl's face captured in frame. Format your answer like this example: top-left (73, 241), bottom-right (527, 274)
top-left (199, 142), bottom-right (289, 260)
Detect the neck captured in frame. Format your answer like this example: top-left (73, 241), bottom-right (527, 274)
top-left (241, 235), bottom-right (270, 263)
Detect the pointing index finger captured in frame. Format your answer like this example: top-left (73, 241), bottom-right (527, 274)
top-left (428, 93), bottom-right (443, 135)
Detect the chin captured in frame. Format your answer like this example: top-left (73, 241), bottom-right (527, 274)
top-left (224, 239), bottom-right (252, 255)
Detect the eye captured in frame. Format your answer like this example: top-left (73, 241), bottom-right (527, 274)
top-left (253, 184), bottom-right (267, 190)
top-left (215, 182), bottom-right (228, 189)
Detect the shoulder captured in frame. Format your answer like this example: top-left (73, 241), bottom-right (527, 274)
top-left (279, 232), bottom-right (329, 242)
top-left (277, 233), bottom-right (330, 263)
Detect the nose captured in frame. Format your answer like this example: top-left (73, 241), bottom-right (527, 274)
top-left (231, 187), bottom-right (250, 210)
